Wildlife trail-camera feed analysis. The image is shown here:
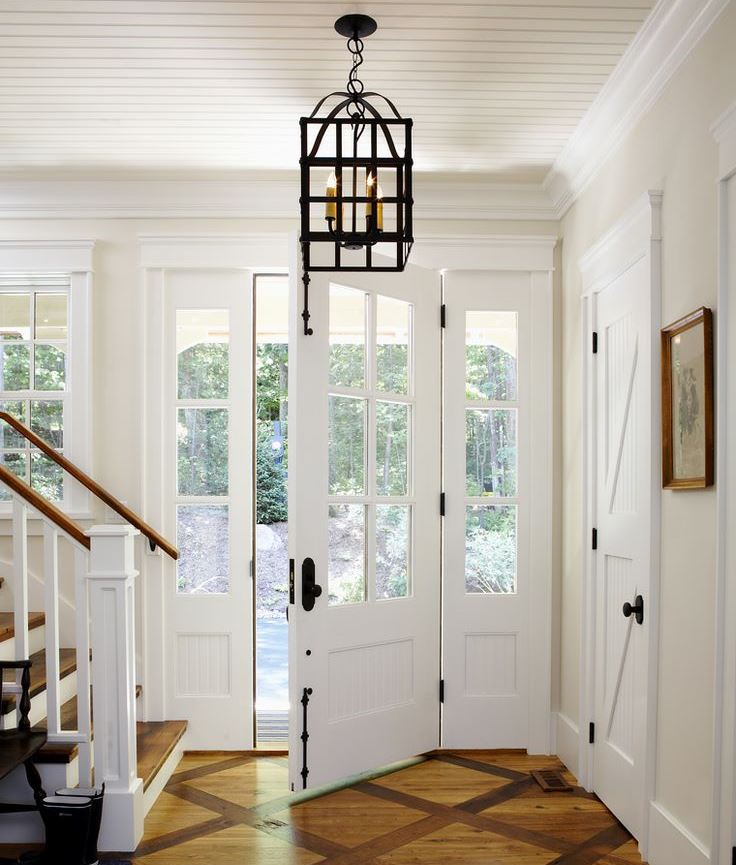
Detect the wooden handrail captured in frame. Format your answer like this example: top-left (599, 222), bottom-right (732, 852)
top-left (0, 411), bottom-right (178, 560)
top-left (0, 463), bottom-right (90, 549)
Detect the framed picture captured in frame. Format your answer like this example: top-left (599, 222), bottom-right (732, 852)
top-left (661, 306), bottom-right (714, 489)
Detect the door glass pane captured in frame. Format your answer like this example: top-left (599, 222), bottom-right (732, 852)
top-left (0, 294), bottom-right (30, 339)
top-left (177, 408), bottom-right (229, 496)
top-left (34, 345), bottom-right (66, 391)
top-left (177, 504), bottom-right (230, 594)
top-left (465, 505), bottom-right (517, 594)
top-left (31, 399), bottom-right (63, 448)
top-left (35, 294), bottom-right (68, 340)
top-left (330, 284), bottom-right (365, 389)
top-left (465, 409), bottom-right (517, 497)
top-left (376, 401), bottom-right (409, 496)
top-left (1, 344), bottom-right (30, 391)
top-left (328, 503), bottom-right (365, 604)
top-left (376, 295), bottom-right (410, 395)
top-left (329, 395), bottom-right (366, 495)
top-left (31, 452), bottom-right (63, 501)
top-left (177, 309), bottom-right (230, 400)
top-left (466, 311), bottom-right (518, 401)
top-left (376, 504), bottom-right (410, 599)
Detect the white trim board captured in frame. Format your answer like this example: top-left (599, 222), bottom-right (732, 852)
top-left (545, 0), bottom-right (730, 217)
top-left (712, 99), bottom-right (736, 865)
top-left (649, 802), bottom-right (711, 865)
top-left (578, 190), bottom-right (662, 857)
top-left (0, 176), bottom-right (558, 222)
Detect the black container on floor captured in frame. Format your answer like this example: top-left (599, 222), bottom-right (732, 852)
top-left (20, 795), bottom-right (93, 865)
top-left (55, 787), bottom-right (104, 865)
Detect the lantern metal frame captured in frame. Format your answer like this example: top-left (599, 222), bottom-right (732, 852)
top-left (298, 14), bottom-right (414, 334)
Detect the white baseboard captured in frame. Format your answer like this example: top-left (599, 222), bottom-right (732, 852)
top-left (554, 712), bottom-right (580, 779)
top-left (648, 801), bottom-right (711, 865)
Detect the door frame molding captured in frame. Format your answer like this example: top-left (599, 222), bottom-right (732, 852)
top-left (712, 100), bottom-right (736, 865)
top-left (139, 233), bottom-right (288, 730)
top-left (578, 191), bottom-right (662, 856)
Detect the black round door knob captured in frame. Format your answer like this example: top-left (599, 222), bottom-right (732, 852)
top-left (622, 595), bottom-right (644, 625)
top-left (311, 584), bottom-right (323, 598)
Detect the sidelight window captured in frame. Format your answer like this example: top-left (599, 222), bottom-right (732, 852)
top-left (464, 311), bottom-right (519, 594)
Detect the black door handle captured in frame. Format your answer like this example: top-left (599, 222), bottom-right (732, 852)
top-left (301, 557), bottom-right (322, 611)
top-left (622, 595), bottom-right (644, 625)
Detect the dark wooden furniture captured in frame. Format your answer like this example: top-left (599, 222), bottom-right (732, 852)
top-left (0, 660), bottom-right (47, 813)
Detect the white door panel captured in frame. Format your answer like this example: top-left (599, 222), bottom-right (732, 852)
top-left (288, 252), bottom-right (441, 790)
top-left (163, 270), bottom-right (252, 749)
top-left (442, 272), bottom-right (533, 748)
top-left (593, 258), bottom-right (651, 837)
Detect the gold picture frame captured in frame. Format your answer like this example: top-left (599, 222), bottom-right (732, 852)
top-left (661, 306), bottom-right (714, 489)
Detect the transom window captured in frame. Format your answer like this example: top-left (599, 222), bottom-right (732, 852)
top-left (0, 278), bottom-right (69, 503)
top-left (327, 284), bottom-right (414, 605)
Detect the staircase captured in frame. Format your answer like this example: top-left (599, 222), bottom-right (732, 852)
top-left (0, 409), bottom-right (185, 853)
top-left (0, 611), bottom-right (187, 846)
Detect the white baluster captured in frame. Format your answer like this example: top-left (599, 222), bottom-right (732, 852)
top-left (12, 498), bottom-right (29, 728)
top-left (87, 524), bottom-right (143, 853)
top-left (74, 545), bottom-right (93, 786)
top-left (43, 521), bottom-right (61, 736)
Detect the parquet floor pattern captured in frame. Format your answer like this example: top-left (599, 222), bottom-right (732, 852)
top-left (132, 751), bottom-right (648, 864)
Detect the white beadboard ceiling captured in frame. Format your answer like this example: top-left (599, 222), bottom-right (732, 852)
top-left (0, 0), bottom-right (657, 180)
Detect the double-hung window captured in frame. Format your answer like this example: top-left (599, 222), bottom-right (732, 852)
top-left (0, 272), bottom-right (89, 513)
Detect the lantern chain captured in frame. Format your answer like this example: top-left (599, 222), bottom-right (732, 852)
top-left (346, 33), bottom-right (367, 131)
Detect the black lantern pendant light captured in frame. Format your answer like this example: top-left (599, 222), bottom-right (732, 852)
top-left (299, 13), bottom-right (414, 334)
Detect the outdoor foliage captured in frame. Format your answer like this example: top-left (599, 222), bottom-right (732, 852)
top-left (0, 338), bottom-right (66, 501)
top-left (465, 506), bottom-right (517, 594)
top-left (465, 343), bottom-right (517, 401)
top-left (256, 422), bottom-right (288, 524)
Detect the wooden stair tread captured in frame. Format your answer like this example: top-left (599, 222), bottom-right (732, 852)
top-left (0, 612), bottom-right (45, 645)
top-left (1, 647), bottom-right (77, 714)
top-left (137, 720), bottom-right (187, 791)
top-left (34, 685), bottom-right (175, 779)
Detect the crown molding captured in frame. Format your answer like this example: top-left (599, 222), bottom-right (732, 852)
top-left (0, 174), bottom-right (558, 222)
top-left (545, 0), bottom-right (730, 219)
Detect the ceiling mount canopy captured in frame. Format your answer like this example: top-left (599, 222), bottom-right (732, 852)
top-left (298, 13), bottom-right (414, 335)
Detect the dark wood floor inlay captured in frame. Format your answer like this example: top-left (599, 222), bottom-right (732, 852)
top-left (0, 750), bottom-right (646, 864)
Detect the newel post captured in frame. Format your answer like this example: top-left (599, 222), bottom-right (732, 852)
top-left (86, 525), bottom-right (144, 852)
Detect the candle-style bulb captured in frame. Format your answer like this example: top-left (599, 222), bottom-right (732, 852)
top-left (376, 183), bottom-right (384, 231)
top-left (325, 172), bottom-right (337, 220)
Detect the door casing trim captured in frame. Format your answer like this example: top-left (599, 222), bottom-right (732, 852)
top-left (578, 191), bottom-right (663, 858)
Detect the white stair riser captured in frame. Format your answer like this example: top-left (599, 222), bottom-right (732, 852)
top-left (0, 624), bottom-right (46, 661)
top-left (0, 759), bottom-right (80, 844)
top-left (2, 668), bottom-right (78, 728)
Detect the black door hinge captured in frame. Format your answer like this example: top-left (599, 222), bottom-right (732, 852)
top-left (440, 304), bottom-right (446, 328)
top-left (592, 331), bottom-right (599, 354)
top-left (289, 558), bottom-right (295, 605)
top-left (440, 492), bottom-right (446, 516)
top-left (592, 528), bottom-right (598, 550)
top-left (589, 722), bottom-right (595, 744)
top-left (439, 679), bottom-right (445, 703)
top-left (250, 559), bottom-right (255, 579)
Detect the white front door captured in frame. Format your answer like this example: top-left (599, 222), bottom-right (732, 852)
top-left (163, 270), bottom-right (252, 749)
top-left (288, 255), bottom-right (441, 790)
top-left (593, 259), bottom-right (653, 837)
top-left (441, 270), bottom-right (551, 751)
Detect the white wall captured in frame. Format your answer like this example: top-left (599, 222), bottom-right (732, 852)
top-left (559, 1), bottom-right (736, 854)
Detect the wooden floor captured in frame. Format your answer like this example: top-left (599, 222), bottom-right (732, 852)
top-left (126, 751), bottom-right (647, 864)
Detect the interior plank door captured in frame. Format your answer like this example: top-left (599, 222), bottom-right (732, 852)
top-left (288, 251), bottom-right (441, 791)
top-left (593, 258), bottom-right (653, 837)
